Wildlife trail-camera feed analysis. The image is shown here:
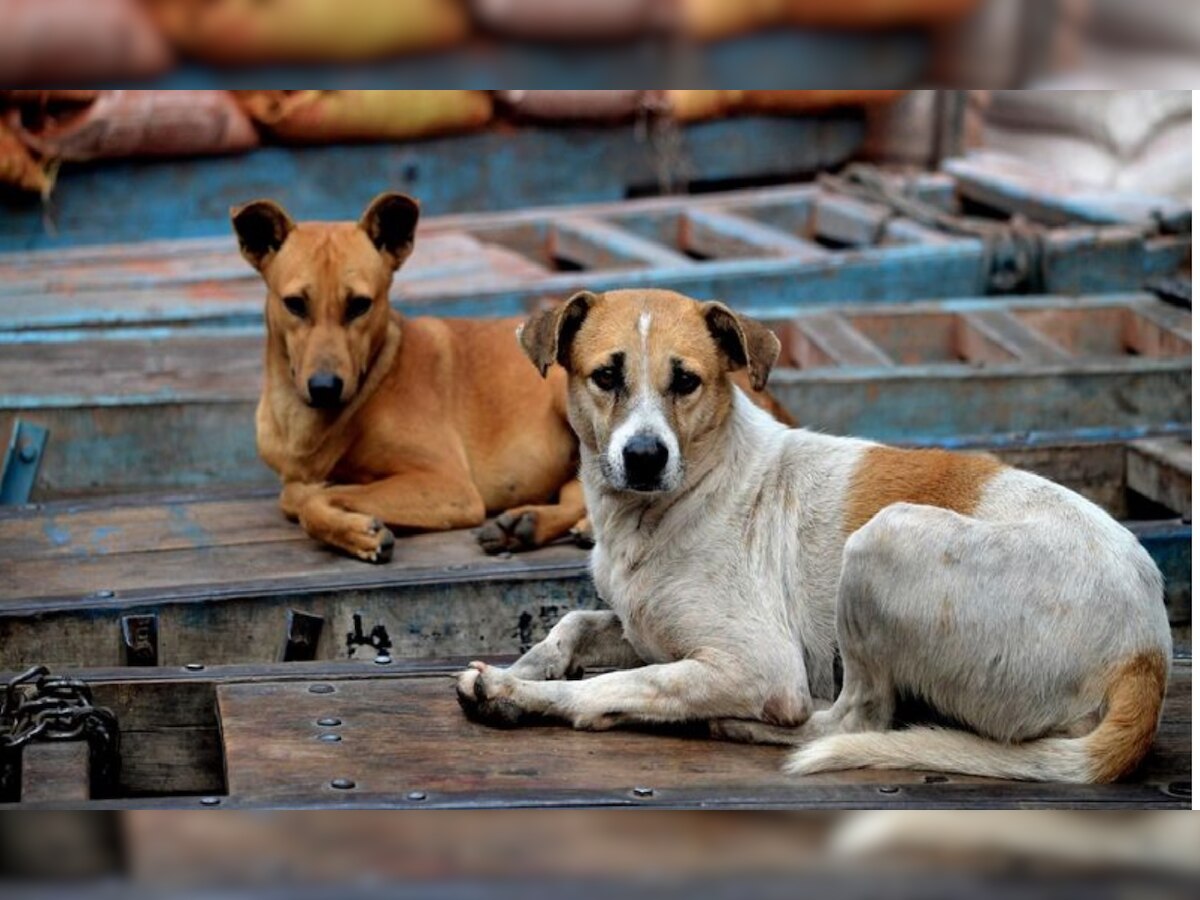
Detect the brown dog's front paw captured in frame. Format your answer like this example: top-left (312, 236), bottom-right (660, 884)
top-left (455, 662), bottom-right (528, 728)
top-left (337, 515), bottom-right (395, 563)
top-left (476, 510), bottom-right (538, 555)
top-left (569, 517), bottom-right (595, 549)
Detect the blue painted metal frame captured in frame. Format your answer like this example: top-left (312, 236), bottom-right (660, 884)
top-left (0, 420), bottom-right (48, 505)
top-left (0, 181), bottom-right (1188, 334)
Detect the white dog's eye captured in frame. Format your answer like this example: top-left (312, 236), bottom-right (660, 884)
top-left (670, 370), bottom-right (701, 396)
top-left (590, 366), bottom-right (620, 392)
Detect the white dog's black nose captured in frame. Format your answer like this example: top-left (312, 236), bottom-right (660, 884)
top-left (307, 372), bottom-right (344, 408)
top-left (623, 433), bottom-right (669, 490)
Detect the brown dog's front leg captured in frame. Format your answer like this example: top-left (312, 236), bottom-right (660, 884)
top-left (477, 478), bottom-right (588, 554)
top-left (294, 473), bottom-right (487, 563)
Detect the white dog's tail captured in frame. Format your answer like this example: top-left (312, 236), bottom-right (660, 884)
top-left (785, 652), bottom-right (1167, 784)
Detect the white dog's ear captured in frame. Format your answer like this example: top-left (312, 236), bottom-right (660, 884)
top-left (231, 199), bottom-right (294, 271)
top-left (519, 290), bottom-right (597, 377)
top-left (702, 301), bottom-right (780, 391)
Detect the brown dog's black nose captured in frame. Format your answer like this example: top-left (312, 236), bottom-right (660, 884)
top-left (307, 372), bottom-right (345, 408)
top-left (623, 433), bottom-right (669, 491)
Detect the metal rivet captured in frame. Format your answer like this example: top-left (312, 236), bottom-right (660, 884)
top-left (95, 589), bottom-right (114, 599)
top-left (631, 786), bottom-right (654, 798)
top-left (318, 733), bottom-right (342, 743)
top-left (18, 443), bottom-right (37, 464)
top-left (878, 785), bottom-right (900, 794)
top-left (407, 790), bottom-right (427, 801)
top-left (923, 775), bottom-right (948, 784)
top-left (317, 717), bottom-right (342, 727)
top-left (374, 654), bottom-right (392, 665)
top-left (1164, 781), bottom-right (1191, 798)
top-left (330, 778), bottom-right (356, 790)
top-left (184, 663), bottom-right (204, 671)
top-left (309, 684), bottom-right (335, 694)
top-left (199, 796), bottom-right (221, 807)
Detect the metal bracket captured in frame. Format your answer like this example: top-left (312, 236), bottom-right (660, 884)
top-left (0, 420), bottom-right (48, 506)
top-left (121, 614), bottom-right (159, 667)
top-left (282, 610), bottom-right (325, 662)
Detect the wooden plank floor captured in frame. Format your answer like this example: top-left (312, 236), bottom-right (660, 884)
top-left (212, 660), bottom-right (1192, 809)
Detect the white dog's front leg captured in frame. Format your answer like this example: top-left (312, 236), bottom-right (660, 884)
top-left (457, 652), bottom-right (760, 730)
top-left (504, 610), bottom-right (645, 682)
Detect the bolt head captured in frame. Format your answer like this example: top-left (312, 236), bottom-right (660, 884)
top-left (407, 790), bottom-right (427, 802)
top-left (330, 778), bottom-right (356, 790)
top-left (17, 443), bottom-right (37, 463)
top-left (374, 654), bottom-right (392, 665)
top-left (199, 796), bottom-right (221, 807)
top-left (318, 733), bottom-right (342, 743)
top-left (631, 786), bottom-right (654, 798)
top-left (309, 684), bottom-right (335, 694)
top-left (184, 663), bottom-right (204, 671)
top-left (317, 717), bottom-right (342, 727)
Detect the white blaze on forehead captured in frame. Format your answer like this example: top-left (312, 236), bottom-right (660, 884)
top-left (604, 309), bottom-right (683, 490)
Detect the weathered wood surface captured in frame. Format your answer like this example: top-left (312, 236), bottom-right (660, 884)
top-left (1, 295), bottom-right (1189, 499)
top-left (0, 116), bottom-right (870, 254)
top-left (0, 180), bottom-right (1188, 335)
top-left (0, 656), bottom-right (1186, 808)
top-left (0, 423), bottom-right (1189, 670)
top-left (204, 657), bottom-right (1186, 809)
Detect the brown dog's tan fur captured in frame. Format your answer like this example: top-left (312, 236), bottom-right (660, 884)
top-left (843, 446), bottom-right (1006, 535)
top-left (235, 198), bottom-right (791, 561)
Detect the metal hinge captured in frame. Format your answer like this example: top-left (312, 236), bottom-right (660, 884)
top-left (0, 419), bottom-right (48, 505)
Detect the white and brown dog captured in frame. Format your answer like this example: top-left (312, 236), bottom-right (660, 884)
top-left (456, 288), bottom-right (1172, 783)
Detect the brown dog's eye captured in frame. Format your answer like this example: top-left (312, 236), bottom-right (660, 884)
top-left (590, 366), bottom-right (619, 392)
top-left (282, 295), bottom-right (307, 318)
top-left (346, 295), bottom-right (373, 322)
top-left (671, 370), bottom-right (701, 396)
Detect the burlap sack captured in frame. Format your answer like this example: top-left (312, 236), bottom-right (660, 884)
top-left (238, 91), bottom-right (494, 144)
top-left (739, 90), bottom-right (906, 113)
top-left (471, 0), bottom-right (666, 39)
top-left (497, 91), bottom-right (654, 122)
top-left (0, 118), bottom-right (50, 195)
top-left (0, 0), bottom-right (171, 84)
top-left (786, 0), bottom-right (978, 27)
top-left (144, 0), bottom-right (469, 63)
top-left (9, 91), bottom-right (259, 162)
top-left (663, 90), bottom-right (745, 122)
top-left (678, 0), bottom-right (787, 39)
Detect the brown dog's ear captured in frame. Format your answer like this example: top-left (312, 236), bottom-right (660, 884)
top-left (518, 291), bottom-right (597, 377)
top-left (702, 301), bottom-right (780, 391)
top-left (231, 199), bottom-right (294, 271)
top-left (359, 192), bottom-right (420, 270)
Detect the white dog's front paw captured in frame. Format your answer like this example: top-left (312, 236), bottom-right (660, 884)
top-left (455, 662), bottom-right (528, 728)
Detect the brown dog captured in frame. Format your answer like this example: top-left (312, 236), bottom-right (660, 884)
top-left (233, 193), bottom-right (791, 561)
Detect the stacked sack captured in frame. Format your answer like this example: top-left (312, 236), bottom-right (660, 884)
top-left (2, 88), bottom-right (907, 196)
top-left (971, 90), bottom-right (1191, 199)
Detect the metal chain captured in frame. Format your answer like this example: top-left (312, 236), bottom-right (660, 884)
top-left (1, 665), bottom-right (121, 799)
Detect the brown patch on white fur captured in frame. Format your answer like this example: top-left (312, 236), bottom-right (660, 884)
top-left (1086, 650), bottom-right (1168, 783)
top-left (843, 446), bottom-right (1006, 535)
